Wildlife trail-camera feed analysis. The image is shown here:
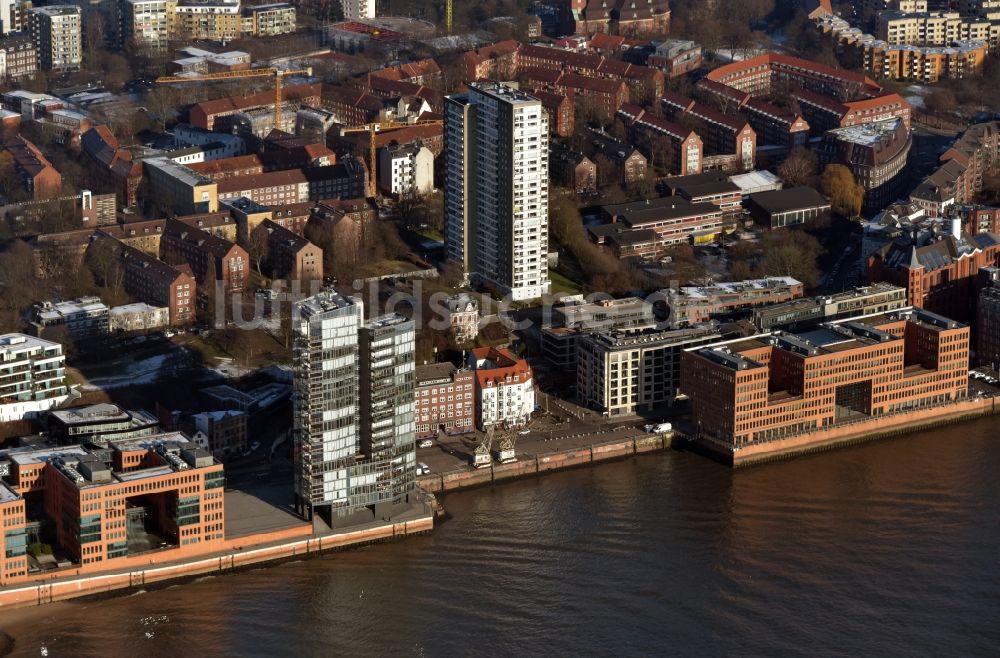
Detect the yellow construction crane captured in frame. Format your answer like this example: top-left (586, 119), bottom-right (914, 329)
top-left (155, 67), bottom-right (313, 133)
top-left (339, 119), bottom-right (443, 197)
top-left (446, 0), bottom-right (452, 33)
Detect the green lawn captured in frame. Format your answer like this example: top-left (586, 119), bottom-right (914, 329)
top-left (549, 269), bottom-right (584, 296)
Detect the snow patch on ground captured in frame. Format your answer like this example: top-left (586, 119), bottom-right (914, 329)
top-left (81, 354), bottom-right (171, 391)
top-left (906, 85), bottom-right (930, 110)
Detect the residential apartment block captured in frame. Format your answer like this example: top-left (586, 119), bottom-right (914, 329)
top-left (358, 314), bottom-right (417, 516)
top-left (0, 334), bottom-right (68, 423)
top-left (444, 83), bottom-right (551, 301)
top-left (28, 5), bottom-right (81, 71)
top-left (47, 403), bottom-right (160, 447)
top-left (467, 347), bottom-right (534, 429)
top-left (292, 292), bottom-right (418, 527)
top-left (752, 283), bottom-right (909, 331)
top-left (378, 141), bottom-right (434, 197)
top-left (414, 363), bottom-right (475, 439)
top-left (161, 219), bottom-right (248, 294)
top-left (0, 35), bottom-right (37, 79)
top-left (5, 135), bottom-right (62, 200)
top-left (254, 219), bottom-right (323, 284)
top-left (118, 242), bottom-right (197, 326)
top-left (191, 410), bottom-right (247, 459)
top-left (577, 327), bottom-right (720, 417)
top-left (541, 296), bottom-right (655, 369)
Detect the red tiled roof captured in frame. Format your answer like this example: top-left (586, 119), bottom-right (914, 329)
top-left (193, 83), bottom-right (322, 118)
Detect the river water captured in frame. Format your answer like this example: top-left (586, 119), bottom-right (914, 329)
top-left (2, 419), bottom-right (999, 657)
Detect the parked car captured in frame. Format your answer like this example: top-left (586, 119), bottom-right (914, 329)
top-left (417, 439), bottom-right (434, 448)
top-left (644, 423), bottom-right (672, 434)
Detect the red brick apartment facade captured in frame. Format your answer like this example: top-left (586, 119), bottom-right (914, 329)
top-left (533, 89), bottom-right (575, 138)
top-left (869, 233), bottom-right (1000, 323)
top-left (617, 103), bottom-right (704, 176)
top-left (0, 435), bottom-right (225, 586)
top-left (254, 219), bottom-right (323, 284)
top-left (161, 219), bottom-right (248, 294)
top-left (118, 242), bottom-right (196, 326)
top-left (681, 310), bottom-right (970, 452)
top-left (415, 364), bottom-right (475, 439)
top-left (5, 135), bottom-right (62, 200)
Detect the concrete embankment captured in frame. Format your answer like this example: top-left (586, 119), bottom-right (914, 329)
top-left (685, 397), bottom-right (999, 467)
top-left (417, 433), bottom-right (672, 494)
top-left (0, 514), bottom-right (433, 611)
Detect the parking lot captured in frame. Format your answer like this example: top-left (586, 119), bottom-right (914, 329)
top-left (411, 401), bottom-right (666, 478)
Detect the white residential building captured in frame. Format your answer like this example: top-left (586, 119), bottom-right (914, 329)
top-left (468, 346), bottom-right (534, 429)
top-left (28, 5), bottom-right (82, 72)
top-left (576, 327), bottom-right (720, 418)
top-left (0, 0), bottom-right (22, 36)
top-left (29, 297), bottom-right (110, 340)
top-left (445, 83), bottom-right (551, 301)
top-left (118, 0), bottom-right (171, 50)
top-left (173, 123), bottom-right (246, 158)
top-left (340, 0), bottom-right (375, 20)
top-left (0, 334), bottom-right (70, 423)
top-left (378, 142), bottom-right (434, 197)
top-left (109, 303), bottom-right (171, 333)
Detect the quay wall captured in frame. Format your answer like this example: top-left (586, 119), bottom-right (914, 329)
top-left (698, 397), bottom-right (998, 467)
top-left (416, 434), bottom-right (671, 494)
top-left (0, 515), bottom-right (433, 611)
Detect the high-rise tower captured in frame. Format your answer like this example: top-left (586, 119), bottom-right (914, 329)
top-left (444, 83), bottom-right (551, 301)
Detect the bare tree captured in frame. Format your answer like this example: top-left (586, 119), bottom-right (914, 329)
top-left (247, 225), bottom-right (271, 275)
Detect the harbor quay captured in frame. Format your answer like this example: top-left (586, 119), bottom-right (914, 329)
top-left (0, 502), bottom-right (433, 611)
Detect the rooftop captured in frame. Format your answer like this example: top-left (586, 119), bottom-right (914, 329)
top-left (0, 333), bottom-right (62, 355)
top-left (297, 290), bottom-right (357, 318)
top-left (671, 277), bottom-right (802, 300)
top-left (470, 82), bottom-right (540, 105)
top-left (826, 118), bottom-right (903, 146)
top-left (50, 403), bottom-right (132, 424)
top-left (144, 156), bottom-right (214, 188)
top-left (415, 362), bottom-right (460, 385)
top-left (746, 186), bottom-right (831, 214)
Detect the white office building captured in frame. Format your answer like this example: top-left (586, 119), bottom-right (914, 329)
top-left (357, 314), bottom-right (416, 514)
top-left (292, 293), bottom-right (418, 526)
top-left (445, 83), bottom-right (551, 301)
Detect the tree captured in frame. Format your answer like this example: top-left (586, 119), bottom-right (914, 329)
top-left (85, 239), bottom-right (126, 303)
top-left (778, 148), bottom-right (819, 188)
top-left (248, 225), bottom-right (271, 276)
top-left (756, 230), bottom-right (824, 288)
top-left (924, 89), bottom-right (958, 115)
top-left (0, 240), bottom-right (38, 332)
top-left (820, 164), bottom-right (864, 218)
